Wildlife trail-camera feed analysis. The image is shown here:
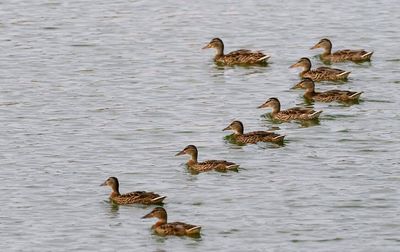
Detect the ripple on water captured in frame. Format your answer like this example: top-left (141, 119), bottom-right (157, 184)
top-left (1, 0), bottom-right (400, 251)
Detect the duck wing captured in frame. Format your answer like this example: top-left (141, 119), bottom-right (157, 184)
top-left (332, 49), bottom-right (372, 61)
top-left (226, 49), bottom-right (253, 55)
top-left (285, 107), bottom-right (316, 114)
top-left (239, 131), bottom-right (284, 144)
top-left (314, 90), bottom-right (362, 102)
top-left (278, 107), bottom-right (322, 120)
top-left (118, 191), bottom-right (165, 204)
top-left (157, 222), bottom-right (201, 236)
top-left (123, 191), bottom-right (158, 198)
top-left (315, 66), bottom-right (346, 74)
top-left (306, 66), bottom-right (350, 81)
top-left (195, 160), bottom-right (239, 172)
top-left (223, 49), bottom-right (269, 64)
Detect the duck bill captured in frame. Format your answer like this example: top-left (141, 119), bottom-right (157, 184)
top-left (222, 126), bottom-right (231, 131)
top-left (175, 150), bottom-right (185, 156)
top-left (202, 43), bottom-right (211, 49)
top-left (310, 44), bottom-right (319, 50)
top-left (141, 212), bottom-right (154, 219)
top-left (289, 62), bottom-right (300, 68)
top-left (100, 181), bottom-right (107, 186)
top-left (257, 103), bottom-right (268, 109)
top-left (291, 81), bottom-right (304, 89)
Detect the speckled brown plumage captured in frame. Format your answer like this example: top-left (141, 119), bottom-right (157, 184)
top-left (101, 177), bottom-right (166, 205)
top-left (142, 207), bottom-right (201, 237)
top-left (290, 57), bottom-right (350, 81)
top-left (176, 145), bottom-right (239, 173)
top-left (311, 38), bottom-right (373, 63)
top-left (203, 38), bottom-right (270, 65)
top-left (190, 160), bottom-right (239, 172)
top-left (258, 97), bottom-right (322, 121)
top-left (223, 120), bottom-right (284, 144)
top-left (293, 78), bottom-right (363, 102)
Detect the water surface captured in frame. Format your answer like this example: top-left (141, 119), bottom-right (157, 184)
top-left (1, 0), bottom-right (400, 251)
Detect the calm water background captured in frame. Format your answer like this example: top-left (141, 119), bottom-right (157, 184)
top-left (1, 0), bottom-right (400, 251)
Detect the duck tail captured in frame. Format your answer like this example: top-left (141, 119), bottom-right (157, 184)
top-left (186, 226), bottom-right (202, 234)
top-left (151, 196), bottom-right (167, 204)
top-left (227, 164), bottom-right (240, 170)
top-left (337, 71), bottom-right (351, 78)
top-left (361, 51), bottom-right (373, 59)
top-left (350, 91), bottom-right (363, 99)
top-left (310, 110), bottom-right (323, 119)
top-left (257, 55), bottom-right (271, 62)
top-left (272, 135), bottom-right (285, 142)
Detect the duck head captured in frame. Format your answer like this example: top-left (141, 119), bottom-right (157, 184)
top-left (258, 97), bottom-right (281, 113)
top-left (292, 78), bottom-right (315, 90)
top-left (100, 177), bottom-right (120, 195)
top-left (202, 38), bottom-right (224, 56)
top-left (311, 38), bottom-right (332, 53)
top-left (289, 57), bottom-right (312, 70)
top-left (223, 120), bottom-right (244, 135)
top-left (142, 207), bottom-right (168, 221)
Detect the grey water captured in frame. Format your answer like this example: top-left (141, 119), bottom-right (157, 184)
top-left (1, 0), bottom-right (400, 251)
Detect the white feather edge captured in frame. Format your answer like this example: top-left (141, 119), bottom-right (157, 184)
top-left (257, 55), bottom-right (271, 62)
top-left (151, 196), bottom-right (167, 202)
top-left (337, 71), bottom-right (351, 77)
top-left (361, 51), bottom-right (373, 58)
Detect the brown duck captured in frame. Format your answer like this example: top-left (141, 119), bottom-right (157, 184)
top-left (202, 38), bottom-right (270, 65)
top-left (290, 57), bottom-right (350, 81)
top-left (142, 207), bottom-right (201, 237)
top-left (175, 145), bottom-right (239, 173)
top-left (258, 97), bottom-right (322, 121)
top-left (223, 120), bottom-right (284, 144)
top-left (311, 38), bottom-right (373, 63)
top-left (293, 78), bottom-right (363, 102)
top-left (101, 177), bottom-right (166, 205)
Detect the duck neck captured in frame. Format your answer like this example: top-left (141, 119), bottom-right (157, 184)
top-left (111, 183), bottom-right (120, 196)
top-left (234, 127), bottom-right (244, 136)
top-left (153, 218), bottom-right (167, 228)
top-left (271, 103), bottom-right (280, 114)
top-left (301, 63), bottom-right (311, 75)
top-left (214, 44), bottom-right (224, 58)
top-left (304, 86), bottom-right (316, 96)
top-left (189, 151), bottom-right (198, 164)
top-left (323, 43), bottom-right (332, 55)
top-left (155, 211), bottom-right (168, 227)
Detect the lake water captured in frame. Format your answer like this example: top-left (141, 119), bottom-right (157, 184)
top-left (1, 0), bottom-right (400, 251)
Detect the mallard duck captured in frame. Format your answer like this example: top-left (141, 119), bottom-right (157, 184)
top-left (292, 78), bottom-right (363, 102)
top-left (290, 57), bottom-right (350, 81)
top-left (142, 207), bottom-right (201, 237)
top-left (223, 120), bottom-right (284, 144)
top-left (258, 97), bottom-right (322, 121)
top-left (202, 38), bottom-right (270, 65)
top-left (175, 145), bottom-right (239, 173)
top-left (101, 177), bottom-right (166, 205)
top-left (311, 38), bottom-right (373, 63)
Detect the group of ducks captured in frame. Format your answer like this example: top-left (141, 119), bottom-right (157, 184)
top-left (101, 37), bottom-right (373, 237)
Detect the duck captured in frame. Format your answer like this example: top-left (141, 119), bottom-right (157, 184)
top-left (101, 177), bottom-right (166, 205)
top-left (142, 207), bottom-right (201, 237)
top-left (175, 145), bottom-right (239, 173)
top-left (292, 78), bottom-right (363, 102)
top-left (258, 97), bottom-right (322, 121)
top-left (290, 57), bottom-right (350, 81)
top-left (223, 120), bottom-right (285, 144)
top-left (311, 38), bottom-right (373, 63)
top-left (202, 38), bottom-right (270, 65)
